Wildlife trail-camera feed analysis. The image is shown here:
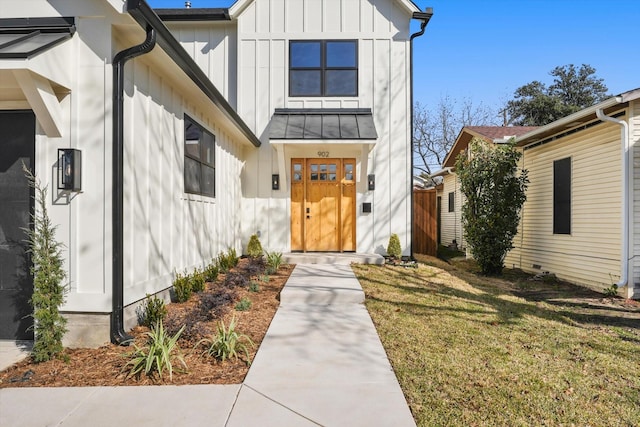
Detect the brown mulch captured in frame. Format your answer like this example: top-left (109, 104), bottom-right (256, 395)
top-left (0, 259), bottom-right (294, 388)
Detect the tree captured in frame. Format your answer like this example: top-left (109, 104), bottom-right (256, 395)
top-left (22, 165), bottom-right (68, 362)
top-left (413, 96), bottom-right (495, 176)
top-left (505, 64), bottom-right (609, 126)
top-left (455, 139), bottom-right (528, 275)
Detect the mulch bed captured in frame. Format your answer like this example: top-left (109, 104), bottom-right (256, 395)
top-left (0, 259), bottom-right (293, 388)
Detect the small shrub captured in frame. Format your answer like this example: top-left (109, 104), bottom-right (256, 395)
top-left (202, 262), bottom-right (219, 283)
top-left (265, 251), bottom-right (283, 275)
top-left (198, 316), bottom-right (254, 365)
top-left (190, 269), bottom-right (206, 293)
top-left (173, 271), bottom-right (192, 302)
top-left (387, 234), bottom-right (402, 259)
top-left (246, 234), bottom-right (264, 258)
top-left (227, 247), bottom-right (239, 267)
top-left (224, 272), bottom-right (249, 288)
top-left (141, 294), bottom-right (168, 328)
top-left (249, 281), bottom-right (260, 292)
top-left (244, 256), bottom-right (266, 276)
top-left (235, 297), bottom-right (252, 311)
top-left (603, 284), bottom-right (618, 298)
top-left (259, 274), bottom-right (270, 283)
top-left (199, 288), bottom-right (237, 319)
top-left (122, 320), bottom-right (187, 381)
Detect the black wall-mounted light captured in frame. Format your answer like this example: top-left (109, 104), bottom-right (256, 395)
top-left (272, 174), bottom-right (280, 190)
top-left (368, 174), bottom-right (375, 191)
top-left (58, 149), bottom-right (82, 192)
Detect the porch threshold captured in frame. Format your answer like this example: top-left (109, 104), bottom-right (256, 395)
top-left (283, 252), bottom-right (384, 265)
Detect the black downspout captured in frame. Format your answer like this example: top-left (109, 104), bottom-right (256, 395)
top-left (111, 27), bottom-right (156, 345)
top-left (409, 8), bottom-right (433, 259)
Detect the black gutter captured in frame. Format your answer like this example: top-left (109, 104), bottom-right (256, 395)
top-left (154, 8), bottom-right (230, 21)
top-left (126, 0), bottom-right (261, 148)
top-left (111, 27), bottom-right (157, 345)
top-left (409, 8), bottom-right (433, 259)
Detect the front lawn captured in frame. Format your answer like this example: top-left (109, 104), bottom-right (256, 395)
top-left (353, 258), bottom-right (640, 426)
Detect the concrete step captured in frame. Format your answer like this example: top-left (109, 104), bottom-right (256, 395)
top-left (283, 252), bottom-right (384, 265)
top-left (279, 264), bottom-right (365, 305)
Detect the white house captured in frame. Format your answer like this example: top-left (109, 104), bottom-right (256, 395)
top-left (0, 0), bottom-right (431, 346)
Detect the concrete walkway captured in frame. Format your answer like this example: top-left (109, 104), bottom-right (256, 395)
top-left (0, 262), bottom-right (415, 427)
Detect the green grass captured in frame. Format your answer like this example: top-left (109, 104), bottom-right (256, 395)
top-left (353, 259), bottom-right (640, 426)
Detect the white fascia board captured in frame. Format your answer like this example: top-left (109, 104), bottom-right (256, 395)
top-left (229, 0), bottom-right (421, 18)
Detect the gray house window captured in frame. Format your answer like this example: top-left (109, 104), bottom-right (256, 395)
top-left (289, 40), bottom-right (357, 97)
top-left (448, 192), bottom-right (455, 212)
top-left (184, 115), bottom-right (215, 197)
top-left (553, 157), bottom-right (571, 234)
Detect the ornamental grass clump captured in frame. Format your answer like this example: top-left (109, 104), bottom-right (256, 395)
top-left (122, 320), bottom-right (187, 381)
top-left (265, 251), bottom-right (283, 275)
top-left (198, 316), bottom-right (254, 366)
top-left (246, 234), bottom-right (263, 258)
top-left (23, 166), bottom-right (68, 362)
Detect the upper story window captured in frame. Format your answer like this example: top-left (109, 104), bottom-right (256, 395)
top-left (289, 40), bottom-right (358, 97)
top-left (184, 115), bottom-right (215, 198)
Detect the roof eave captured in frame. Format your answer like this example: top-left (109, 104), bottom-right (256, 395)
top-left (515, 89), bottom-right (640, 147)
top-left (126, 0), bottom-right (261, 148)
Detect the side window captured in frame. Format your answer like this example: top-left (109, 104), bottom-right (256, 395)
top-left (289, 40), bottom-right (357, 97)
top-left (448, 192), bottom-right (455, 212)
top-left (184, 115), bottom-right (215, 198)
top-left (553, 157), bottom-right (571, 234)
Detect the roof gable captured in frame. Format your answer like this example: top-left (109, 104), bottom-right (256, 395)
top-left (442, 126), bottom-right (538, 168)
top-left (228, 0), bottom-right (420, 19)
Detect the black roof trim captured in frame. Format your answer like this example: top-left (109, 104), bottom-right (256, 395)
top-left (0, 17), bottom-right (75, 59)
top-left (155, 8), bottom-right (230, 21)
top-left (274, 108), bottom-right (375, 115)
top-left (126, 0), bottom-right (261, 147)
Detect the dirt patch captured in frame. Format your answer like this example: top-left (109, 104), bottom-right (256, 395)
top-left (0, 260), bottom-right (293, 388)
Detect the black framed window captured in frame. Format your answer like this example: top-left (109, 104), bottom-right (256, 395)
top-left (289, 40), bottom-right (357, 97)
top-left (184, 115), bottom-right (215, 197)
top-left (448, 192), bottom-right (455, 212)
top-left (553, 157), bottom-right (571, 234)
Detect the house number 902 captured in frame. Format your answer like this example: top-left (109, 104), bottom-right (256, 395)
top-left (317, 151), bottom-right (329, 158)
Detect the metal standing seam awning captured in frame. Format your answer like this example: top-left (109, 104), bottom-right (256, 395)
top-left (269, 108), bottom-right (378, 191)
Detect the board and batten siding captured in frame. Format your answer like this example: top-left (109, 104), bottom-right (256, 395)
top-left (506, 121), bottom-right (622, 290)
top-left (235, 0), bottom-right (414, 254)
top-left (120, 56), bottom-right (245, 309)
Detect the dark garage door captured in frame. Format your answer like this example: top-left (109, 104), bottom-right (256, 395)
top-left (0, 111), bottom-right (35, 340)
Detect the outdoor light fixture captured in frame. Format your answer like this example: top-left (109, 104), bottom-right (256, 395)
top-left (368, 174), bottom-right (375, 191)
top-left (272, 174), bottom-right (280, 190)
top-left (58, 148), bottom-right (82, 192)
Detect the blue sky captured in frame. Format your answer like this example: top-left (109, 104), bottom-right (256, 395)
top-left (148, 0), bottom-right (639, 122)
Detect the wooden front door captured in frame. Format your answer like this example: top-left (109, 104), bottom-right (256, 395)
top-left (291, 158), bottom-right (356, 252)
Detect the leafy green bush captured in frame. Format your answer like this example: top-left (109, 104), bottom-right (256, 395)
top-left (235, 297), bottom-right (252, 311)
top-left (249, 281), bottom-right (260, 293)
top-left (190, 268), bottom-right (206, 293)
top-left (173, 271), bottom-right (192, 302)
top-left (198, 316), bottom-right (254, 365)
top-left (603, 284), bottom-right (618, 298)
top-left (227, 247), bottom-right (239, 267)
top-left (122, 321), bottom-right (187, 381)
top-left (141, 294), bottom-right (168, 328)
top-left (456, 139), bottom-right (528, 275)
top-left (386, 234), bottom-right (402, 259)
top-left (246, 234), bottom-right (263, 258)
top-left (23, 166), bottom-right (67, 362)
top-left (202, 262), bottom-right (218, 283)
top-left (265, 251), bottom-right (283, 274)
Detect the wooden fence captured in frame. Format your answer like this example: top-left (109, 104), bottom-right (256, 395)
top-left (413, 189), bottom-right (437, 256)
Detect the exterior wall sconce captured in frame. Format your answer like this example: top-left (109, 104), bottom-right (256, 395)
top-left (272, 174), bottom-right (280, 190)
top-left (58, 149), bottom-right (82, 192)
top-left (368, 174), bottom-right (375, 191)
